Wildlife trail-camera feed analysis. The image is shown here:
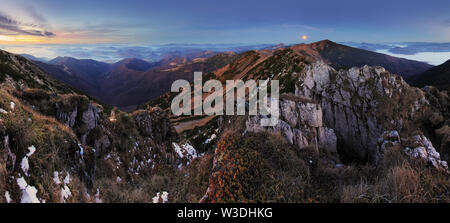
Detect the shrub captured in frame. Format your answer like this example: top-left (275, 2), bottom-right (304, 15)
top-left (208, 131), bottom-right (310, 202)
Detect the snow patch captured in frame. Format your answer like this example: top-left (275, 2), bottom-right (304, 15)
top-left (20, 146), bottom-right (36, 176)
top-left (95, 188), bottom-right (102, 203)
top-left (63, 173), bottom-right (70, 185)
top-left (152, 191), bottom-right (169, 203)
top-left (173, 142), bottom-right (198, 159)
top-left (21, 156), bottom-right (29, 176)
top-left (203, 134), bottom-right (217, 144)
top-left (0, 108), bottom-right (7, 114)
top-left (173, 142), bottom-right (202, 168)
top-left (17, 177), bottom-right (27, 189)
top-left (53, 171), bottom-right (61, 185)
top-left (60, 186), bottom-right (72, 203)
top-left (5, 191), bottom-right (11, 203)
top-left (10, 102), bottom-right (15, 111)
top-left (26, 145), bottom-right (36, 157)
top-left (78, 145), bottom-right (84, 155)
top-left (16, 177), bottom-right (40, 203)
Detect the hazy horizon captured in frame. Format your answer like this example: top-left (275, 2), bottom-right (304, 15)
top-left (2, 40), bottom-right (450, 65)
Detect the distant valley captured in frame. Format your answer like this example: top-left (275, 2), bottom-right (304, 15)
top-left (30, 40), bottom-right (433, 111)
top-left (34, 51), bottom-right (237, 110)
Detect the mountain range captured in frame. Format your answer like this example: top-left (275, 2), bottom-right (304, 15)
top-left (30, 40), bottom-right (433, 111)
top-left (35, 51), bottom-right (237, 110)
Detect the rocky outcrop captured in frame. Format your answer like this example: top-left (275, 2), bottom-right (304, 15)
top-left (54, 97), bottom-right (104, 145)
top-left (81, 103), bottom-right (101, 132)
top-left (377, 130), bottom-right (448, 170)
top-left (245, 94), bottom-right (337, 153)
top-left (404, 135), bottom-right (448, 170)
top-left (3, 135), bottom-right (16, 172)
top-left (56, 105), bottom-right (78, 127)
top-left (294, 61), bottom-right (438, 162)
top-left (133, 107), bottom-right (178, 144)
top-left (243, 60), bottom-right (447, 163)
top-left (92, 134), bottom-right (111, 157)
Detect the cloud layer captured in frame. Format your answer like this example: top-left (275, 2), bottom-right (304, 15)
top-left (343, 42), bottom-right (450, 65)
top-left (0, 11), bottom-right (54, 37)
top-left (0, 43), bottom-right (274, 63)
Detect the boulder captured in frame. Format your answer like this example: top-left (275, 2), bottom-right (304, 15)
top-left (377, 131), bottom-right (448, 170)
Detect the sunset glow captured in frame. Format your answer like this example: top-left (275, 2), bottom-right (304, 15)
top-left (0, 35), bottom-right (14, 42)
top-left (0, 36), bottom-right (53, 44)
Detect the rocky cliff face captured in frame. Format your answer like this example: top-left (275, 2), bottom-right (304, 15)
top-left (246, 94), bottom-right (337, 154)
top-left (293, 61), bottom-right (445, 163)
top-left (242, 60), bottom-right (447, 164)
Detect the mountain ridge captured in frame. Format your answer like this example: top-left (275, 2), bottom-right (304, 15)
top-left (35, 51), bottom-right (238, 110)
top-left (409, 59), bottom-right (450, 91)
top-left (289, 40), bottom-right (433, 78)
top-left (29, 40), bottom-right (433, 111)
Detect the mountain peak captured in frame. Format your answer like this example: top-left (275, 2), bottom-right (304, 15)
top-left (114, 58), bottom-right (154, 72)
top-left (49, 56), bottom-right (77, 64)
top-left (313, 39), bottom-right (335, 44)
top-left (310, 39), bottom-right (338, 49)
top-left (288, 40), bottom-right (432, 78)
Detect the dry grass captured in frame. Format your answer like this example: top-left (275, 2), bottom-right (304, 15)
top-left (0, 88), bottom-right (85, 203)
top-left (174, 116), bottom-right (216, 133)
top-left (341, 145), bottom-right (450, 203)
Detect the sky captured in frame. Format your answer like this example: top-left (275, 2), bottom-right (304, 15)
top-left (0, 0), bottom-right (450, 64)
top-left (1, 0), bottom-right (450, 44)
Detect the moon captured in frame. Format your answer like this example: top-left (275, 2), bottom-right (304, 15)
top-left (301, 35), bottom-right (308, 40)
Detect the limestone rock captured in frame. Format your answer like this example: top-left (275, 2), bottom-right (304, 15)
top-left (377, 131), bottom-right (448, 170)
top-left (56, 104), bottom-right (78, 127)
top-left (82, 103), bottom-right (101, 131)
top-left (133, 107), bottom-right (178, 143)
top-left (294, 61), bottom-right (434, 162)
top-left (404, 135), bottom-right (448, 170)
top-left (318, 127), bottom-right (337, 153)
top-left (246, 95), bottom-right (337, 153)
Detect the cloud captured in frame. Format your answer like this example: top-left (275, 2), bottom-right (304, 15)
top-left (0, 13), bottom-right (18, 26)
top-left (43, 31), bottom-right (55, 37)
top-left (0, 11), bottom-right (55, 37)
